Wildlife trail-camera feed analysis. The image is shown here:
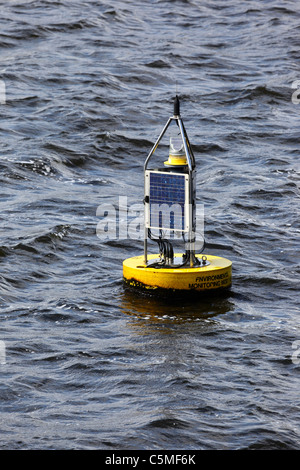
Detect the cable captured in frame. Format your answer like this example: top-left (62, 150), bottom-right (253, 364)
top-left (146, 229), bottom-right (203, 269)
top-left (146, 229), bottom-right (174, 268)
top-left (146, 229), bottom-right (217, 269)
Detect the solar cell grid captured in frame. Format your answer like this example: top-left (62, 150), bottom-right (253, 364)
top-left (147, 171), bottom-right (187, 231)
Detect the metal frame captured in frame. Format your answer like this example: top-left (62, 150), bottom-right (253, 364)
top-left (143, 112), bottom-right (196, 266)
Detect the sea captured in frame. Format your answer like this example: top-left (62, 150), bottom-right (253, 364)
top-left (0, 0), bottom-right (299, 450)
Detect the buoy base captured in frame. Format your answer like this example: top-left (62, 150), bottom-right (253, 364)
top-left (123, 253), bottom-right (232, 293)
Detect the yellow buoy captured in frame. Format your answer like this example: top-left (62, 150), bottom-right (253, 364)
top-left (122, 96), bottom-right (233, 296)
top-left (123, 253), bottom-right (232, 293)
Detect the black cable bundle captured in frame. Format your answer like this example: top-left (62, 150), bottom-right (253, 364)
top-left (146, 229), bottom-right (202, 269)
top-left (147, 229), bottom-right (173, 267)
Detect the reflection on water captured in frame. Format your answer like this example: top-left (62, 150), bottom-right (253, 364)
top-left (120, 287), bottom-right (234, 327)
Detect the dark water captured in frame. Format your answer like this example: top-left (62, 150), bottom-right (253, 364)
top-left (0, 0), bottom-right (299, 450)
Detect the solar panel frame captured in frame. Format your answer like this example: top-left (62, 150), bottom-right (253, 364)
top-left (145, 170), bottom-right (191, 232)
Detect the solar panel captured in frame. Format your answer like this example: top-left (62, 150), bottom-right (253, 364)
top-left (145, 170), bottom-right (190, 232)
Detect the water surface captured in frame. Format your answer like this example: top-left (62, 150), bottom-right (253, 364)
top-left (0, 0), bottom-right (299, 450)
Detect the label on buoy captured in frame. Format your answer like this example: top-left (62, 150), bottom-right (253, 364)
top-left (123, 253), bottom-right (232, 292)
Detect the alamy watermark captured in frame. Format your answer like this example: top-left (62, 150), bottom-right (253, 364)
top-left (96, 196), bottom-right (205, 250)
top-left (0, 340), bottom-right (6, 365)
top-left (0, 80), bottom-right (6, 105)
top-left (291, 80), bottom-right (300, 104)
top-left (292, 340), bottom-right (300, 365)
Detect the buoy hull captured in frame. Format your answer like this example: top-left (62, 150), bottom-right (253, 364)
top-left (123, 254), bottom-right (232, 293)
